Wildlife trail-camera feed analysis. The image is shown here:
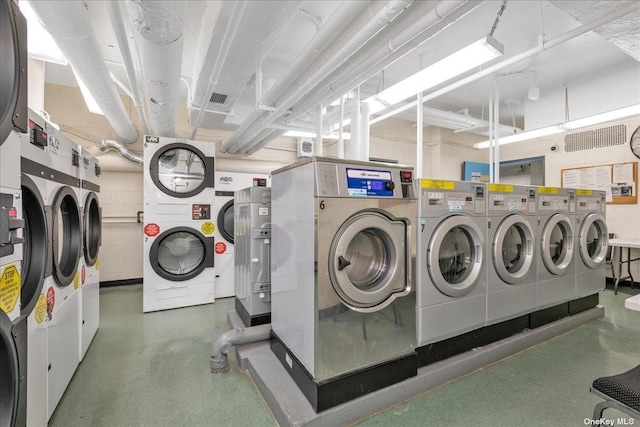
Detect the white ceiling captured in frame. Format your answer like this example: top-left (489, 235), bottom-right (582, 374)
top-left (37, 0), bottom-right (640, 148)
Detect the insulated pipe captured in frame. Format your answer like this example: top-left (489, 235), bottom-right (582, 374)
top-left (28, 1), bottom-right (137, 143)
top-left (416, 92), bottom-right (423, 178)
top-left (224, 1), bottom-right (411, 153)
top-left (97, 139), bottom-right (143, 165)
top-left (210, 324), bottom-right (271, 373)
top-left (360, 101), bottom-right (370, 162)
top-left (349, 93), bottom-right (360, 160)
top-left (126, 1), bottom-right (186, 137)
top-left (316, 104), bottom-right (323, 156)
top-left (338, 96), bottom-right (345, 159)
top-left (494, 84), bottom-right (500, 183)
top-left (107, 1), bottom-right (151, 136)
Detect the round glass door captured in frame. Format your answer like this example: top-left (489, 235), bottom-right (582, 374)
top-left (0, 312), bottom-right (18, 427)
top-left (493, 214), bottom-right (534, 284)
top-left (217, 200), bottom-right (234, 244)
top-left (328, 210), bottom-right (409, 313)
top-left (428, 216), bottom-right (484, 297)
top-left (541, 213), bottom-right (574, 275)
top-left (51, 187), bottom-right (81, 287)
top-left (20, 180), bottom-right (48, 315)
top-left (0, 0), bottom-right (19, 146)
top-left (578, 212), bottom-right (607, 269)
top-left (149, 143), bottom-right (213, 198)
top-left (83, 193), bottom-right (101, 267)
top-left (150, 227), bottom-right (213, 281)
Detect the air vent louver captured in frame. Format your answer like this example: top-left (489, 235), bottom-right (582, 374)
top-left (209, 92), bottom-right (229, 105)
top-left (564, 124), bottom-right (626, 152)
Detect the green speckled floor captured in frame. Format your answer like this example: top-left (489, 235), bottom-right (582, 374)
top-left (50, 284), bottom-right (640, 427)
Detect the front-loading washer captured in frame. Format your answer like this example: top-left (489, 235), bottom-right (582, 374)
top-left (78, 147), bottom-right (101, 360)
top-left (535, 186), bottom-right (576, 311)
top-left (271, 157), bottom-right (417, 412)
top-left (486, 184), bottom-right (537, 326)
top-left (212, 172), bottom-right (269, 299)
top-left (416, 180), bottom-right (487, 346)
top-left (574, 189), bottom-right (608, 299)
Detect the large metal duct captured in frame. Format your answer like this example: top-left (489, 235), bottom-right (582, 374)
top-left (28, 1), bottom-right (137, 143)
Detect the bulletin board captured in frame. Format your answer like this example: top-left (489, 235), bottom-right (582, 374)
top-left (561, 162), bottom-right (637, 204)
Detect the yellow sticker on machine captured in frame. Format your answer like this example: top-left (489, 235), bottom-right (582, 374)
top-left (420, 180), bottom-right (455, 190)
top-left (201, 221), bottom-right (215, 235)
top-left (0, 264), bottom-right (20, 313)
top-left (95, 258), bottom-right (99, 271)
top-left (34, 293), bottom-right (47, 324)
top-left (488, 184), bottom-right (514, 193)
top-left (73, 271), bottom-right (80, 290)
top-left (576, 189), bottom-right (593, 196)
top-left (537, 186), bottom-right (559, 194)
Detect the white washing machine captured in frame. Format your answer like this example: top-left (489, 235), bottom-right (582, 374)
top-left (416, 180), bottom-right (487, 346)
top-left (143, 135), bottom-right (216, 312)
top-left (78, 147), bottom-right (101, 360)
top-left (25, 110), bottom-right (83, 421)
top-left (271, 158), bottom-right (417, 412)
top-left (212, 171), bottom-right (269, 298)
top-left (574, 189), bottom-right (608, 298)
top-left (486, 184), bottom-right (537, 326)
top-left (536, 186), bottom-right (576, 310)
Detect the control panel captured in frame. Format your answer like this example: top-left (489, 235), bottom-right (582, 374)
top-left (315, 161), bottom-right (414, 199)
top-left (419, 180), bottom-right (486, 215)
top-left (0, 193), bottom-right (24, 258)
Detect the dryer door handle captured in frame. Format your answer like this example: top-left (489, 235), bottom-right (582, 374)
top-left (337, 256), bottom-right (351, 271)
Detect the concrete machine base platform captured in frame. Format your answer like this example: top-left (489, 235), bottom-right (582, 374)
top-left (228, 306), bottom-right (604, 427)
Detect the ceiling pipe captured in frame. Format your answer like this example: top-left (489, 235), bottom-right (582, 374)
top-left (243, 1), bottom-right (480, 154)
top-left (126, 0), bottom-right (186, 137)
top-left (97, 139), bottom-right (143, 164)
top-left (28, 1), bottom-right (137, 143)
top-left (107, 1), bottom-right (151, 136)
top-left (223, 1), bottom-right (411, 153)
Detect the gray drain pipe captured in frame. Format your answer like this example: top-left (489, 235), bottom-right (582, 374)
top-left (97, 139), bottom-right (143, 165)
top-left (211, 323), bottom-right (271, 373)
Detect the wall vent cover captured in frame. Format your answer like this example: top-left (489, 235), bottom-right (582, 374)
top-left (209, 92), bottom-right (229, 105)
top-left (564, 124), bottom-right (626, 152)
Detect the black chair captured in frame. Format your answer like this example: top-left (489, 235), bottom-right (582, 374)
top-left (605, 233), bottom-right (616, 281)
top-left (590, 364), bottom-right (640, 421)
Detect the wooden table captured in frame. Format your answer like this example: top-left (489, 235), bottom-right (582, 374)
top-left (608, 238), bottom-right (640, 295)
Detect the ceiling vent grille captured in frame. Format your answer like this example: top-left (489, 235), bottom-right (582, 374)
top-left (564, 124), bottom-right (626, 152)
top-left (209, 92), bottom-right (229, 105)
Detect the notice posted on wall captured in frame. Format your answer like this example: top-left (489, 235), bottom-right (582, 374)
top-left (561, 162), bottom-right (638, 204)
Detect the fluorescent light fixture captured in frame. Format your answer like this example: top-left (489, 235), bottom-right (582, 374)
top-left (74, 72), bottom-right (104, 115)
top-left (284, 130), bottom-right (351, 140)
top-left (474, 104), bottom-right (640, 149)
top-left (365, 35), bottom-right (504, 115)
top-left (20, 1), bottom-right (68, 65)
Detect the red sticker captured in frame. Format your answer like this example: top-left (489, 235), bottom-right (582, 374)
top-left (81, 265), bottom-right (86, 285)
top-left (144, 223), bottom-right (160, 237)
top-left (46, 287), bottom-right (55, 317)
top-left (214, 241), bottom-right (227, 254)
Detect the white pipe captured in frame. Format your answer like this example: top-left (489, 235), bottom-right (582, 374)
top-left (360, 101), bottom-right (370, 162)
top-left (223, 1), bottom-right (411, 153)
top-left (316, 104), bottom-right (323, 156)
top-left (29, 1), bottom-right (137, 143)
top-left (494, 84), bottom-right (500, 183)
top-left (350, 91), bottom-right (360, 160)
top-left (489, 90), bottom-right (494, 184)
top-left (338, 95), bottom-right (345, 159)
top-left (110, 72), bottom-right (134, 101)
top-left (211, 324), bottom-right (271, 373)
top-left (416, 92), bottom-right (423, 178)
top-left (97, 139), bottom-right (143, 164)
top-left (191, 1), bottom-right (247, 140)
top-left (107, 1), bottom-right (150, 136)
top-left (127, 0), bottom-right (186, 137)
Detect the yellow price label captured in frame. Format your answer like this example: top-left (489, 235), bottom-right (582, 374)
top-left (201, 221), bottom-right (215, 235)
top-left (488, 184), bottom-right (514, 193)
top-left (576, 189), bottom-right (592, 196)
top-left (34, 293), bottom-right (47, 324)
top-left (538, 186), bottom-right (559, 194)
top-left (0, 264), bottom-right (21, 313)
top-left (420, 180), bottom-right (455, 190)
top-left (73, 271), bottom-right (80, 290)
top-left (95, 257), bottom-right (99, 271)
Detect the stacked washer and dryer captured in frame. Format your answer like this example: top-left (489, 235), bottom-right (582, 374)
top-left (143, 135), bottom-right (216, 312)
top-left (271, 157), bottom-right (417, 412)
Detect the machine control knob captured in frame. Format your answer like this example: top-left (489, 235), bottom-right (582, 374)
top-left (385, 181), bottom-right (395, 191)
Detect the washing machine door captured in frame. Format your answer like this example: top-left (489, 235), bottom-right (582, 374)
top-left (328, 210), bottom-right (410, 313)
top-left (578, 212), bottom-right (607, 269)
top-left (51, 187), bottom-right (81, 288)
top-left (149, 227), bottom-right (214, 281)
top-left (149, 143), bottom-right (214, 198)
top-left (492, 214), bottom-right (534, 284)
top-left (83, 192), bottom-right (101, 267)
top-left (428, 215), bottom-right (484, 297)
top-left (541, 213), bottom-right (574, 275)
top-left (0, 311), bottom-right (19, 427)
top-left (217, 199), bottom-right (234, 245)
top-left (20, 176), bottom-right (49, 316)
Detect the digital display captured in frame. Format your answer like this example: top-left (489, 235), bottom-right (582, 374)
top-left (346, 168), bottom-right (394, 197)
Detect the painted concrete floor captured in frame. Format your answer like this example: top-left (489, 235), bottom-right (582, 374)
top-left (49, 283), bottom-right (640, 426)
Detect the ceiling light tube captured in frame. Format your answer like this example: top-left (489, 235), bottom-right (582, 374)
top-left (473, 104), bottom-right (640, 149)
top-left (365, 35), bottom-right (504, 115)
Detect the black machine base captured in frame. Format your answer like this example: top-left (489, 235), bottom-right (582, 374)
top-left (569, 293), bottom-right (600, 316)
top-left (270, 332), bottom-right (417, 413)
top-left (235, 298), bottom-right (271, 327)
